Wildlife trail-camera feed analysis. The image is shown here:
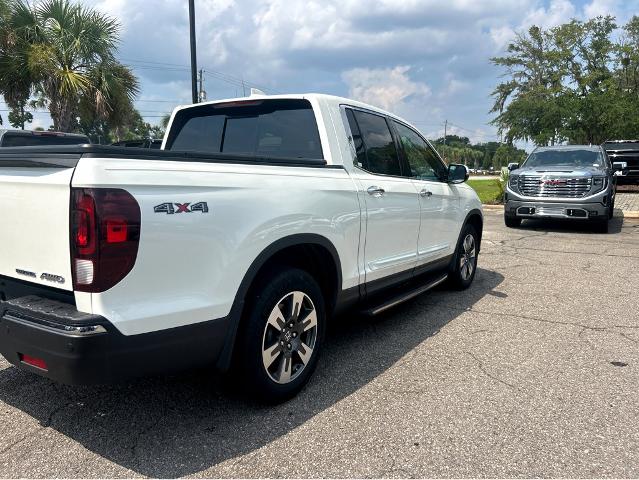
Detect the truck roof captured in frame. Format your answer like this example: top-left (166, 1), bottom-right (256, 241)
top-left (171, 93), bottom-right (414, 129)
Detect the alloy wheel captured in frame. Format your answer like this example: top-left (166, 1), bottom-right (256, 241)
top-left (261, 291), bottom-right (318, 384)
top-left (459, 233), bottom-right (476, 281)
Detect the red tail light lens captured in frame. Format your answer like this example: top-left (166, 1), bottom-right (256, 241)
top-left (19, 353), bottom-right (48, 370)
top-left (71, 188), bottom-right (141, 292)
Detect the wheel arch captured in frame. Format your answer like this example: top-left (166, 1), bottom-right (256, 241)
top-left (462, 209), bottom-right (484, 252)
top-left (216, 233), bottom-right (343, 371)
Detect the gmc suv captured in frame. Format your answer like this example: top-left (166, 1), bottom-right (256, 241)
top-left (505, 145), bottom-right (626, 233)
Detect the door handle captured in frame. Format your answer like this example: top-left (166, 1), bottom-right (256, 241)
top-left (367, 186), bottom-right (385, 197)
top-left (419, 189), bottom-right (433, 197)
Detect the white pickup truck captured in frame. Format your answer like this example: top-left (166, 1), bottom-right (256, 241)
top-left (0, 94), bottom-right (482, 402)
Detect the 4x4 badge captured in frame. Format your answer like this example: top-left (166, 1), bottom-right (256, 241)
top-left (154, 202), bottom-right (209, 215)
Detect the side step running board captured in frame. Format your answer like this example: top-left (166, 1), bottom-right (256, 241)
top-left (362, 273), bottom-right (448, 316)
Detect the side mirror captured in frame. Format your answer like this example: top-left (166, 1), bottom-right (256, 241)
top-left (612, 161), bottom-right (628, 175)
top-left (448, 164), bottom-right (468, 184)
top-left (508, 162), bottom-right (519, 171)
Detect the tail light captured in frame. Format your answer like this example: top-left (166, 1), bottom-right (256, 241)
top-left (70, 188), bottom-right (141, 292)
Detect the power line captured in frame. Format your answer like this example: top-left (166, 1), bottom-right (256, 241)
top-left (121, 57), bottom-right (279, 94)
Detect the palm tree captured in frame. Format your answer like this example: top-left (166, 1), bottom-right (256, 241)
top-left (1, 0), bottom-right (139, 132)
top-left (0, 0), bottom-right (38, 128)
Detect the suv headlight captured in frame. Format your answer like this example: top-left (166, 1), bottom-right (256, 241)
top-left (508, 175), bottom-right (518, 190)
top-left (592, 176), bottom-right (607, 193)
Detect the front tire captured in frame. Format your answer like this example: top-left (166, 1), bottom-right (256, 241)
top-left (608, 198), bottom-right (615, 220)
top-left (504, 213), bottom-right (521, 228)
top-left (236, 267), bottom-right (325, 403)
top-left (448, 224), bottom-right (479, 290)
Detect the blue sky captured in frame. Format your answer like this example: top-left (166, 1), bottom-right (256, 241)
top-left (10, 0), bottom-right (639, 144)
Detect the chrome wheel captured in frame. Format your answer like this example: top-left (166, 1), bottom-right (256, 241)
top-left (261, 291), bottom-right (318, 384)
top-left (459, 233), bottom-right (476, 281)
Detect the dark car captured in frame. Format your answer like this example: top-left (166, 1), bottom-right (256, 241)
top-left (111, 138), bottom-right (162, 149)
top-left (505, 145), bottom-right (626, 233)
top-left (0, 129), bottom-right (90, 147)
top-left (603, 140), bottom-right (639, 185)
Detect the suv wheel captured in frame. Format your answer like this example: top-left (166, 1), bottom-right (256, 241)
top-left (448, 224), bottom-right (479, 290)
top-left (608, 198), bottom-right (615, 220)
top-left (504, 214), bottom-right (521, 228)
top-left (237, 267), bottom-right (325, 403)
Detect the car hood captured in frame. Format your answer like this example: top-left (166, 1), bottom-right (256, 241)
top-left (512, 165), bottom-right (605, 176)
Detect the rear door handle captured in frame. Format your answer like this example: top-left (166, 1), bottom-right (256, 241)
top-left (419, 189), bottom-right (433, 197)
top-left (367, 186), bottom-right (385, 197)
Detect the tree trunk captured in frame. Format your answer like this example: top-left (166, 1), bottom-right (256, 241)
top-left (49, 96), bottom-right (77, 132)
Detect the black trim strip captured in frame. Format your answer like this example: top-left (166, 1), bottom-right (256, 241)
top-left (0, 145), bottom-right (345, 169)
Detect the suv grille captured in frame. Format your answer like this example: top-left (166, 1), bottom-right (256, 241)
top-left (517, 176), bottom-right (592, 198)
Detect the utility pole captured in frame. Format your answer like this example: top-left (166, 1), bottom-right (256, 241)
top-left (188, 0), bottom-right (198, 104)
top-left (198, 69), bottom-right (206, 102)
top-left (444, 119), bottom-right (448, 144)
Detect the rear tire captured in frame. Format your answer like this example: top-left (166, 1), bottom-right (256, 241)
top-left (236, 267), bottom-right (325, 403)
top-left (504, 214), bottom-right (521, 228)
top-left (448, 224), bottom-right (479, 290)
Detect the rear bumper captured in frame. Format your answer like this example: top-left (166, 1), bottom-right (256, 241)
top-left (0, 295), bottom-right (230, 385)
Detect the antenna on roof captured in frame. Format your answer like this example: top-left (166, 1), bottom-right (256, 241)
top-left (250, 88), bottom-right (266, 96)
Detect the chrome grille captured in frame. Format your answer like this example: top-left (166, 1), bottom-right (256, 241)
top-left (517, 175), bottom-right (592, 198)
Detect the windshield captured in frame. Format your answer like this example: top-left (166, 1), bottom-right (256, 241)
top-left (522, 149), bottom-right (602, 168)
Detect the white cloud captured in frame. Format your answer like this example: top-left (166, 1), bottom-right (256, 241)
top-left (584, 0), bottom-right (619, 18)
top-left (341, 66), bottom-right (431, 112)
top-left (520, 0), bottom-right (577, 30)
top-left (490, 25), bottom-right (516, 50)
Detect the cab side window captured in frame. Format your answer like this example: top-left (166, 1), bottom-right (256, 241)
top-left (346, 109), bottom-right (402, 176)
top-left (392, 121), bottom-right (447, 181)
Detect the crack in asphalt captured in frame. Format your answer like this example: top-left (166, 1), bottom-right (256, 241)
top-left (0, 427), bottom-right (44, 456)
top-left (422, 302), bottom-right (609, 332)
top-left (466, 351), bottom-right (520, 392)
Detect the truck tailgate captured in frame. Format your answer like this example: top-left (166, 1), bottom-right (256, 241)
top-left (0, 163), bottom-right (74, 291)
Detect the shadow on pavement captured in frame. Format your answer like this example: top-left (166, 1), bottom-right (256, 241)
top-left (0, 267), bottom-right (503, 477)
top-left (516, 217), bottom-right (624, 234)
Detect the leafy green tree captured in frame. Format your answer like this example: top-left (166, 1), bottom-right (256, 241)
top-left (0, 0), bottom-right (139, 132)
top-left (491, 15), bottom-right (639, 146)
top-left (492, 144), bottom-right (526, 169)
top-left (8, 107), bottom-right (32, 128)
top-left (0, 0), bottom-right (37, 129)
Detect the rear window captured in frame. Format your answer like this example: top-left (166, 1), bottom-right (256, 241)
top-left (166, 99), bottom-right (323, 159)
top-left (1, 133), bottom-right (90, 147)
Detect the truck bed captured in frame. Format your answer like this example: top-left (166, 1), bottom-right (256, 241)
top-left (0, 144), bottom-right (331, 168)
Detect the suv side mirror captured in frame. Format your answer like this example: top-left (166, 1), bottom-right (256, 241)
top-left (508, 162), bottom-right (519, 171)
top-left (612, 161), bottom-right (628, 175)
top-left (448, 164), bottom-right (468, 184)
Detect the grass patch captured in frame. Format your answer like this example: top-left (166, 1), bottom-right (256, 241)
top-left (467, 179), bottom-right (503, 204)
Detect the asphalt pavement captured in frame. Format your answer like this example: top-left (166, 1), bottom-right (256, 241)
top-left (1, 211), bottom-right (639, 478)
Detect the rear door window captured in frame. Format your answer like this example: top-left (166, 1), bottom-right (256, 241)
top-left (166, 99), bottom-right (323, 159)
